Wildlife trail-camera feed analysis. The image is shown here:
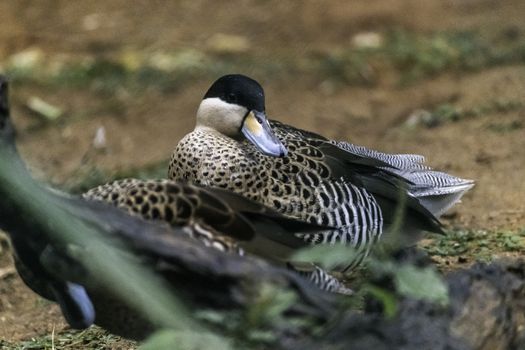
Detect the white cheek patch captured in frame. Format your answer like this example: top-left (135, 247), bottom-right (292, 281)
top-left (195, 97), bottom-right (248, 136)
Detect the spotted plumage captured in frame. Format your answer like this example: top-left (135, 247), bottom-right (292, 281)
top-left (12, 178), bottom-right (343, 339)
top-left (83, 179), bottom-right (348, 294)
top-left (169, 74), bottom-right (474, 270)
top-left (84, 179), bottom-right (248, 255)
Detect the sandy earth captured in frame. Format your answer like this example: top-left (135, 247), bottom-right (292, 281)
top-left (0, 0), bottom-right (524, 346)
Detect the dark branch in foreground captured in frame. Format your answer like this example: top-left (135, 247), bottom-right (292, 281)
top-left (309, 260), bottom-right (525, 350)
top-left (0, 76), bottom-right (524, 349)
top-left (0, 76), bottom-right (333, 340)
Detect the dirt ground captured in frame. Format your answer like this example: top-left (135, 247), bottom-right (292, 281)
top-left (0, 0), bottom-right (524, 347)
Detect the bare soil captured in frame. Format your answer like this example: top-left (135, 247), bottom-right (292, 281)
top-left (0, 0), bottom-right (523, 347)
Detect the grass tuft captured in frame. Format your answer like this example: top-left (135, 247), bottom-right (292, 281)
top-left (422, 229), bottom-right (525, 263)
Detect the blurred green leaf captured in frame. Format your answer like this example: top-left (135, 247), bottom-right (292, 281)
top-left (394, 265), bottom-right (449, 305)
top-left (365, 285), bottom-right (398, 318)
top-left (140, 330), bottom-right (233, 350)
top-left (247, 284), bottom-right (297, 329)
top-left (291, 244), bottom-right (359, 270)
top-left (0, 141), bottom-right (200, 334)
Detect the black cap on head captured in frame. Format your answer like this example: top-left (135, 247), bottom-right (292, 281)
top-left (204, 74), bottom-right (265, 112)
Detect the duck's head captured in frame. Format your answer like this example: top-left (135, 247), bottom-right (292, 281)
top-left (195, 74), bottom-right (287, 157)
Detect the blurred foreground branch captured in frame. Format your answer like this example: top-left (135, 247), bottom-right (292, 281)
top-left (0, 76), bottom-right (333, 342)
top-left (0, 76), bottom-right (524, 349)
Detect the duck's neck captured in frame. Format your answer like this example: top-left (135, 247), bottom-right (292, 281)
top-left (195, 98), bottom-right (247, 137)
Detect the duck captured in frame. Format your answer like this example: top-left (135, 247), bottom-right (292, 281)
top-left (11, 178), bottom-right (349, 339)
top-left (168, 74), bottom-right (474, 270)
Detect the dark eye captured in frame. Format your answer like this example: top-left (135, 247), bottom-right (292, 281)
top-left (226, 93), bottom-right (237, 104)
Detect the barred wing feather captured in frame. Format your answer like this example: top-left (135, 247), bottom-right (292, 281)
top-left (332, 140), bottom-right (474, 217)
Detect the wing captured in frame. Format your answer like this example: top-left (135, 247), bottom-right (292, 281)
top-left (84, 179), bottom-right (322, 251)
top-left (333, 140), bottom-right (474, 217)
top-left (84, 179), bottom-right (256, 240)
top-left (269, 121), bottom-right (445, 234)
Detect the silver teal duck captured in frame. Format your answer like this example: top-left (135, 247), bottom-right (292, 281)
top-left (169, 74), bottom-right (474, 270)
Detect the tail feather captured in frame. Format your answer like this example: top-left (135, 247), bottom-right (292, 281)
top-left (416, 186), bottom-right (473, 218)
top-left (332, 140), bottom-right (474, 217)
top-left (404, 171), bottom-right (474, 192)
top-left (399, 171), bottom-right (474, 217)
top-left (333, 141), bottom-right (429, 170)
